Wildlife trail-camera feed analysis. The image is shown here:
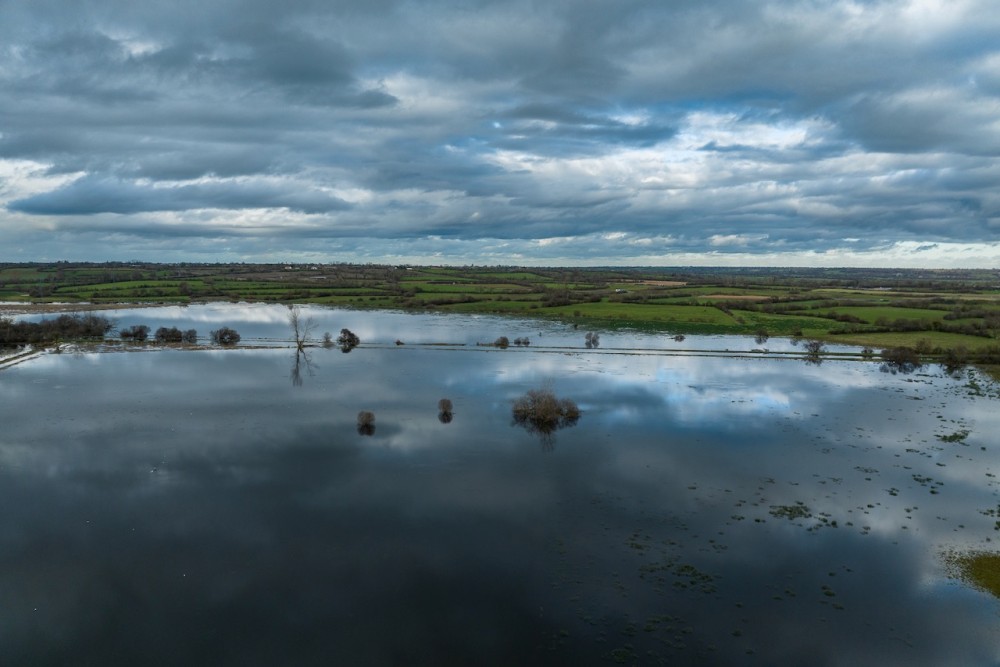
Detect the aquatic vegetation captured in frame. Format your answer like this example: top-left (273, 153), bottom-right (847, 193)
top-left (945, 552), bottom-right (1000, 599)
top-left (769, 502), bottom-right (813, 520)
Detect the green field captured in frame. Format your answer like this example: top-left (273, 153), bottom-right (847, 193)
top-left (4, 262), bottom-right (1000, 362)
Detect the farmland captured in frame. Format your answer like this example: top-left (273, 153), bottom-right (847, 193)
top-left (4, 262), bottom-right (1000, 359)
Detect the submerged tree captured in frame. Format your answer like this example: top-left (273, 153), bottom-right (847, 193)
top-left (210, 327), bottom-right (241, 346)
top-left (512, 388), bottom-right (581, 448)
top-left (357, 410), bottom-right (375, 436)
top-left (585, 332), bottom-right (600, 349)
top-left (941, 346), bottom-right (969, 376)
top-left (880, 346), bottom-right (922, 374)
top-left (120, 324), bottom-right (150, 342)
top-left (338, 328), bottom-right (360, 352)
top-left (803, 339), bottom-right (824, 364)
top-left (154, 326), bottom-right (184, 343)
top-left (754, 329), bottom-right (770, 345)
top-left (438, 398), bottom-right (454, 424)
top-left (288, 305), bottom-right (316, 351)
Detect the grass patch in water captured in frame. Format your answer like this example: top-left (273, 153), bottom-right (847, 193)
top-left (944, 551), bottom-right (1000, 599)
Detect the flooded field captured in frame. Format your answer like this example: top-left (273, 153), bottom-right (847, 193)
top-left (2, 305), bottom-right (999, 665)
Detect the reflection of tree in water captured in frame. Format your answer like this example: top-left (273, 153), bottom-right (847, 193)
top-left (803, 339), bottom-right (824, 365)
top-left (511, 388), bottom-right (580, 450)
top-left (880, 346), bottom-right (923, 375)
top-left (290, 349), bottom-right (316, 387)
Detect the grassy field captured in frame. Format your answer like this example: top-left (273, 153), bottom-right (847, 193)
top-left (4, 262), bottom-right (1000, 359)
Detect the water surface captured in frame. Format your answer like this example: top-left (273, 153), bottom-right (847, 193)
top-left (1, 307), bottom-right (998, 665)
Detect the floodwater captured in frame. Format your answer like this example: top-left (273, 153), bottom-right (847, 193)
top-left (2, 305), bottom-right (999, 665)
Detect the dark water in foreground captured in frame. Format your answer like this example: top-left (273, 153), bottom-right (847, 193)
top-left (2, 307), bottom-right (1000, 665)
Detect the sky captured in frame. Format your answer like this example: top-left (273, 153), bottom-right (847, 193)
top-left (1, 0), bottom-right (999, 267)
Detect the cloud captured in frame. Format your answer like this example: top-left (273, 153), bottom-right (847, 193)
top-left (9, 176), bottom-right (351, 215)
top-left (0, 0), bottom-right (999, 264)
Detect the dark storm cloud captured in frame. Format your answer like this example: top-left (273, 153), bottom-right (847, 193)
top-left (9, 176), bottom-right (351, 215)
top-left (0, 0), bottom-right (999, 265)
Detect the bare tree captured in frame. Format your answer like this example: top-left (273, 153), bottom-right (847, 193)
top-left (288, 305), bottom-right (316, 351)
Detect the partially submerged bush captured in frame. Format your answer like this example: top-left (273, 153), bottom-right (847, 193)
top-left (155, 326), bottom-right (184, 343)
top-left (494, 336), bottom-right (510, 348)
top-left (803, 339), bottom-right (825, 356)
top-left (338, 328), bottom-right (360, 352)
top-left (802, 339), bottom-right (825, 365)
top-left (584, 332), bottom-right (600, 348)
top-left (880, 346), bottom-right (922, 374)
top-left (357, 410), bottom-right (375, 435)
top-left (210, 327), bottom-right (241, 346)
top-left (438, 398), bottom-right (453, 424)
top-left (120, 324), bottom-right (150, 342)
top-left (941, 346), bottom-right (969, 375)
top-left (512, 389), bottom-right (581, 437)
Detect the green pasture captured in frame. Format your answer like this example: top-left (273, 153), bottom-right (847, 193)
top-left (405, 282), bottom-right (533, 294)
top-left (812, 306), bottom-right (950, 323)
top-left (729, 310), bottom-right (838, 336)
top-left (543, 301), bottom-right (738, 325)
top-left (825, 330), bottom-right (996, 351)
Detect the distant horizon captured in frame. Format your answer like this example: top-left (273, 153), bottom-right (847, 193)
top-left (3, 259), bottom-right (997, 273)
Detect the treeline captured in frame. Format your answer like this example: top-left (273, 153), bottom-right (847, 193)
top-left (0, 314), bottom-right (113, 346)
top-left (0, 314), bottom-right (244, 348)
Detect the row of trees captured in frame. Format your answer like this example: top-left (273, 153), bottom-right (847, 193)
top-left (0, 313), bottom-right (113, 346)
top-left (119, 324), bottom-right (238, 345)
top-left (0, 312), bottom-right (247, 348)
